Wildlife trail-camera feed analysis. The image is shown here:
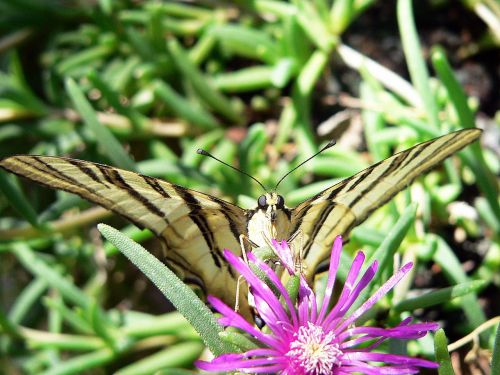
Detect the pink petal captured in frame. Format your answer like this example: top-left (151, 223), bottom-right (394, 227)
top-left (247, 252), bottom-right (298, 327)
top-left (324, 259), bottom-right (378, 330)
top-left (207, 295), bottom-right (278, 348)
top-left (297, 277), bottom-right (315, 323)
top-left (337, 363), bottom-right (421, 374)
top-left (196, 356), bottom-right (283, 374)
top-left (322, 251), bottom-right (366, 325)
top-left (344, 350), bottom-right (438, 368)
top-left (317, 235), bottom-right (343, 323)
top-left (271, 239), bottom-right (295, 274)
top-left (339, 321), bottom-right (439, 345)
top-left (224, 250), bottom-right (290, 325)
top-left (336, 262), bottom-right (413, 333)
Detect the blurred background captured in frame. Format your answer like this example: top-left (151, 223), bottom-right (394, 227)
top-left (0, 0), bottom-right (498, 374)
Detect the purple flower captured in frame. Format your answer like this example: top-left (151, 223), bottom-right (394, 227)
top-left (196, 236), bottom-right (439, 374)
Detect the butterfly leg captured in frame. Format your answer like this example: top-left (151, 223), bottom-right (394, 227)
top-left (239, 234), bottom-right (253, 265)
top-left (234, 273), bottom-right (245, 313)
top-left (288, 229), bottom-right (307, 274)
top-left (288, 228), bottom-right (302, 244)
top-left (234, 234), bottom-right (256, 313)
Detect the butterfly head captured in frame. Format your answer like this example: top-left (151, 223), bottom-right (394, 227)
top-left (257, 192), bottom-right (285, 222)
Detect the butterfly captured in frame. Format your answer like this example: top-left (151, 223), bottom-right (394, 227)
top-left (0, 128), bottom-right (481, 318)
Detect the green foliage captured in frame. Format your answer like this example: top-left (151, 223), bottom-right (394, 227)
top-left (493, 324), bottom-right (500, 375)
top-left (435, 329), bottom-right (455, 375)
top-left (0, 0), bottom-right (498, 373)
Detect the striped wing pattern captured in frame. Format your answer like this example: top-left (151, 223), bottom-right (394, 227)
top-left (291, 128), bottom-right (482, 278)
top-left (0, 128), bottom-right (482, 319)
top-left (0, 156), bottom-right (250, 316)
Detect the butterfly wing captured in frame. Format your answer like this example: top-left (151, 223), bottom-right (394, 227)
top-left (0, 155), bottom-right (250, 317)
top-left (290, 128), bottom-right (482, 279)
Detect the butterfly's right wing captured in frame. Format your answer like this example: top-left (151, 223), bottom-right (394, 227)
top-left (0, 155), bottom-right (250, 317)
top-left (289, 128), bottom-right (482, 281)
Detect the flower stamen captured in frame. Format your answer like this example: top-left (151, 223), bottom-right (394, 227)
top-left (287, 322), bottom-right (342, 375)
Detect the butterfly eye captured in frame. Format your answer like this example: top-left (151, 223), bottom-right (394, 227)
top-left (276, 195), bottom-right (285, 208)
top-left (258, 195), bottom-right (267, 208)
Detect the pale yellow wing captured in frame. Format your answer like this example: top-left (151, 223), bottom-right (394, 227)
top-left (0, 155), bottom-right (249, 316)
top-left (290, 128), bottom-right (482, 279)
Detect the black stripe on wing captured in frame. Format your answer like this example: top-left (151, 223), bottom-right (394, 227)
top-left (290, 128), bottom-right (482, 264)
top-left (173, 185), bottom-right (226, 270)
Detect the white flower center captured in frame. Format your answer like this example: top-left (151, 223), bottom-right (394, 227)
top-left (286, 322), bottom-right (342, 375)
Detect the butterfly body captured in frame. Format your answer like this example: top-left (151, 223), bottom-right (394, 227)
top-left (0, 128), bottom-right (482, 319)
top-left (246, 192), bottom-right (292, 248)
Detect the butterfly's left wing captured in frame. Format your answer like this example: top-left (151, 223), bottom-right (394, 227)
top-left (290, 128), bottom-right (481, 280)
top-left (0, 155), bottom-right (250, 317)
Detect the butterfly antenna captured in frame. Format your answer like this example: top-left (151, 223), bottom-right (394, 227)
top-left (197, 149), bottom-right (267, 192)
top-left (274, 139), bottom-right (336, 190)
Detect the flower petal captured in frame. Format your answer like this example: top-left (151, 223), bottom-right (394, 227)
top-left (336, 262), bottom-right (413, 332)
top-left (344, 351), bottom-right (438, 368)
top-left (207, 295), bottom-right (278, 347)
top-left (337, 363), bottom-right (422, 374)
top-left (325, 258), bottom-right (378, 330)
top-left (247, 252), bottom-right (298, 327)
top-left (317, 235), bottom-right (343, 323)
top-left (199, 242), bottom-right (436, 375)
top-left (322, 251), bottom-right (366, 326)
top-left (196, 355), bottom-right (285, 373)
top-left (339, 322), bottom-right (439, 349)
top-left (271, 239), bottom-right (295, 274)
top-left (224, 250), bottom-right (290, 325)
top-left (297, 277), bottom-right (315, 323)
